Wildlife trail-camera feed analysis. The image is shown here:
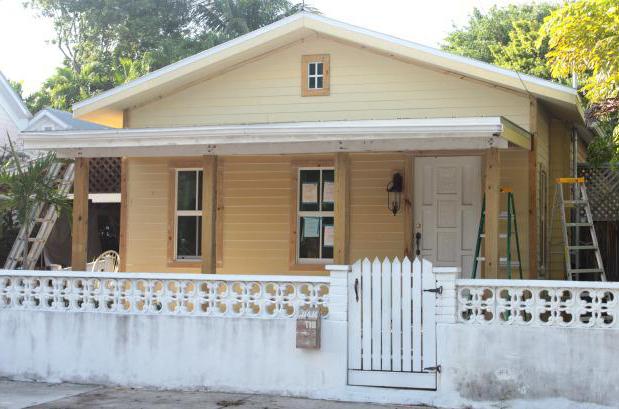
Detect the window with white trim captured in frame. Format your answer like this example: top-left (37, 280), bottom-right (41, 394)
top-left (297, 168), bottom-right (335, 263)
top-left (175, 169), bottom-right (203, 260)
top-left (307, 61), bottom-right (324, 90)
top-left (301, 54), bottom-right (330, 96)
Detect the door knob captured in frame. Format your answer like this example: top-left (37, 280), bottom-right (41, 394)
top-left (415, 232), bottom-right (421, 256)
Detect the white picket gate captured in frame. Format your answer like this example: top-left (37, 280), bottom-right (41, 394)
top-left (347, 257), bottom-right (437, 389)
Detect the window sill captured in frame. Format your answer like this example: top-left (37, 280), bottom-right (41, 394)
top-left (167, 259), bottom-right (203, 269)
top-left (288, 262), bottom-right (330, 273)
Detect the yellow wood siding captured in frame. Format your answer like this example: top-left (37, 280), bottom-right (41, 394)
top-left (350, 153), bottom-right (405, 262)
top-left (124, 154), bottom-right (408, 274)
top-left (548, 119), bottom-right (572, 279)
top-left (127, 36), bottom-right (531, 131)
top-left (498, 150), bottom-right (530, 277)
top-left (124, 157), bottom-right (171, 272)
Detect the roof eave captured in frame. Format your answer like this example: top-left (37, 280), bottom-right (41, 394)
top-left (22, 117), bottom-right (520, 157)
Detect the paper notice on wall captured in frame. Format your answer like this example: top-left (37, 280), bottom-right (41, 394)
top-left (303, 217), bottom-right (320, 238)
top-left (302, 183), bottom-right (318, 204)
top-left (323, 224), bottom-right (334, 247)
top-left (323, 182), bottom-right (334, 203)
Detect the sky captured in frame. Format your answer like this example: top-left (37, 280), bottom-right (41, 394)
top-left (0, 0), bottom-right (557, 96)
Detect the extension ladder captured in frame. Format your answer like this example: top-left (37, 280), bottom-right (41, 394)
top-left (3, 162), bottom-right (75, 270)
top-left (471, 187), bottom-right (523, 279)
top-left (552, 177), bottom-right (606, 281)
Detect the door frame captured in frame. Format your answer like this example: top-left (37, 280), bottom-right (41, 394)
top-left (409, 152), bottom-right (485, 276)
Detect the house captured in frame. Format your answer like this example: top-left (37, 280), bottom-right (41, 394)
top-left (22, 12), bottom-right (587, 279)
top-left (6, 13), bottom-right (619, 408)
top-left (0, 71), bottom-right (31, 151)
top-left (25, 107), bottom-right (109, 132)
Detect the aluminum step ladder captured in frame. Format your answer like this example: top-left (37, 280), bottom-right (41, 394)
top-left (3, 162), bottom-right (75, 270)
top-left (552, 177), bottom-right (606, 281)
top-left (471, 187), bottom-right (523, 279)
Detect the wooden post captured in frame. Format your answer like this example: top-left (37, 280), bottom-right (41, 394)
top-left (201, 155), bottom-right (217, 274)
top-left (403, 155), bottom-right (414, 258)
top-left (484, 149), bottom-right (500, 278)
top-left (119, 157), bottom-right (128, 272)
top-left (71, 158), bottom-right (89, 271)
top-left (334, 153), bottom-right (350, 265)
top-left (528, 96), bottom-right (538, 278)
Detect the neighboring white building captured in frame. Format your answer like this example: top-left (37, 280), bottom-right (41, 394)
top-left (25, 107), bottom-right (109, 132)
top-left (0, 71), bottom-right (32, 151)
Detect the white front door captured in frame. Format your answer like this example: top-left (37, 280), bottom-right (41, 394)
top-left (414, 156), bottom-right (482, 278)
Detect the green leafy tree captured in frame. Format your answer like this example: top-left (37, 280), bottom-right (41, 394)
top-left (7, 80), bottom-right (25, 100)
top-left (23, 0), bottom-right (309, 113)
top-left (542, 0), bottom-right (619, 104)
top-left (193, 0), bottom-right (307, 39)
top-left (442, 4), bottom-right (556, 79)
top-left (542, 0), bottom-right (619, 164)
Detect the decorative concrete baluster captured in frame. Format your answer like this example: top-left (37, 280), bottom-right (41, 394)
top-left (457, 279), bottom-right (619, 328)
top-left (0, 271), bottom-right (331, 319)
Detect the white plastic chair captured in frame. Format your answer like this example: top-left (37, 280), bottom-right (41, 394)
top-left (90, 250), bottom-right (120, 272)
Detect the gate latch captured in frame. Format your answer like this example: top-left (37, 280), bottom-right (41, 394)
top-left (423, 365), bottom-right (441, 373)
top-left (423, 286), bottom-right (443, 295)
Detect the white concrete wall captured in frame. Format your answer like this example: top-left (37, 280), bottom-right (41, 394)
top-left (439, 324), bottom-right (619, 406)
top-left (1, 268), bottom-right (618, 408)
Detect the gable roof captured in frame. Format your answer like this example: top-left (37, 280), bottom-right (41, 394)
top-left (72, 12), bottom-right (581, 120)
top-left (0, 71), bottom-right (32, 130)
top-left (25, 108), bottom-right (109, 132)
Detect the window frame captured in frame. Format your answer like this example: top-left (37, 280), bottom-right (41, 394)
top-left (174, 168), bottom-right (203, 261)
top-left (301, 54), bottom-right (330, 97)
top-left (293, 165), bottom-right (335, 266)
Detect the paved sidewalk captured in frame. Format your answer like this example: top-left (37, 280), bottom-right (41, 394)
top-left (0, 380), bottom-right (430, 409)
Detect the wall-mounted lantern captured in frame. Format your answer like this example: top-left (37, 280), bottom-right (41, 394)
top-left (386, 172), bottom-right (403, 216)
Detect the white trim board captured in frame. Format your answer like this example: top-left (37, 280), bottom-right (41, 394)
top-left (22, 117), bottom-right (526, 157)
top-left (71, 12), bottom-right (581, 120)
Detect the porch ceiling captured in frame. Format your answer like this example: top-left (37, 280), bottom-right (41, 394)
top-left (21, 117), bottom-right (529, 158)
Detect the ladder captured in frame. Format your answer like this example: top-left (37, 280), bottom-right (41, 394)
top-left (552, 177), bottom-right (606, 281)
top-left (471, 188), bottom-right (523, 279)
top-left (3, 162), bottom-right (75, 270)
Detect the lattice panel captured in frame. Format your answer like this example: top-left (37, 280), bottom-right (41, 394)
top-left (579, 165), bottom-right (619, 221)
top-left (89, 157), bottom-right (120, 193)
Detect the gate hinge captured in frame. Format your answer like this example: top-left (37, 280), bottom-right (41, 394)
top-left (423, 365), bottom-right (441, 373)
top-left (423, 286), bottom-right (443, 295)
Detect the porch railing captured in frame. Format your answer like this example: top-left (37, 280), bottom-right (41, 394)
top-left (0, 271), bottom-right (330, 319)
top-left (456, 278), bottom-right (619, 328)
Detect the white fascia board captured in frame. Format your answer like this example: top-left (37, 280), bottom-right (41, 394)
top-left (22, 117), bottom-right (509, 156)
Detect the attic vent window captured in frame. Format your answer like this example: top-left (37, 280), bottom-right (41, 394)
top-left (302, 55), bottom-right (330, 97)
top-left (308, 62), bottom-right (324, 89)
